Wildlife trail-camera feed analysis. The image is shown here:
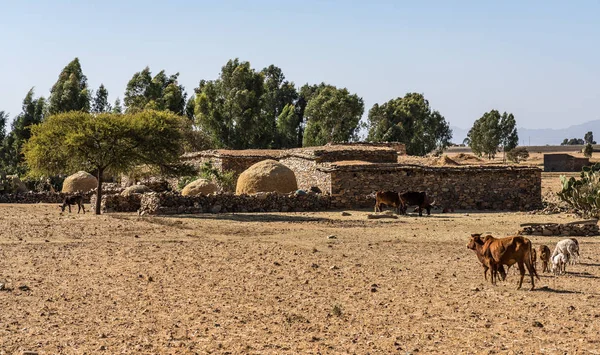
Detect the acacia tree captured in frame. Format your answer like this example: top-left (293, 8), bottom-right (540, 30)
top-left (366, 93), bottom-right (452, 156)
top-left (24, 110), bottom-right (185, 214)
top-left (467, 110), bottom-right (518, 159)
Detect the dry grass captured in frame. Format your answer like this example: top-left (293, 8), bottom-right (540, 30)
top-left (0, 200), bottom-right (599, 353)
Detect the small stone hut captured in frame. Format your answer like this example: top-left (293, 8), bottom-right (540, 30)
top-left (544, 154), bottom-right (590, 172)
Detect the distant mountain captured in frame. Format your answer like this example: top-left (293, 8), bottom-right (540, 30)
top-left (450, 120), bottom-right (600, 146)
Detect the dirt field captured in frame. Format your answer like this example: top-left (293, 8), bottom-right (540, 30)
top-left (1, 203), bottom-right (599, 354)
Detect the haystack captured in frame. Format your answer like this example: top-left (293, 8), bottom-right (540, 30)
top-left (62, 171), bottom-right (97, 193)
top-left (121, 184), bottom-right (153, 196)
top-left (181, 178), bottom-right (217, 196)
top-left (236, 160), bottom-right (297, 195)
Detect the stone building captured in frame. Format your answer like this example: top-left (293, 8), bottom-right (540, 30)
top-left (181, 145), bottom-right (542, 211)
top-left (543, 154), bottom-right (590, 172)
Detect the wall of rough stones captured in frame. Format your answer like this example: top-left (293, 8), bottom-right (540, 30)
top-left (278, 156), bottom-right (331, 193)
top-left (139, 191), bottom-right (331, 215)
top-left (0, 191), bottom-right (95, 204)
top-left (519, 222), bottom-right (599, 236)
top-left (90, 194), bottom-right (143, 213)
top-left (323, 163), bottom-right (542, 211)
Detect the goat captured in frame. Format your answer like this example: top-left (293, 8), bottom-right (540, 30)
top-left (552, 239), bottom-right (579, 266)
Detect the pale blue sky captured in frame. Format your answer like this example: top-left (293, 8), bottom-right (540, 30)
top-left (1, 1), bottom-right (598, 133)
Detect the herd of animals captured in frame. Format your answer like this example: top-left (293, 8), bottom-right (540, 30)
top-left (373, 189), bottom-right (584, 291)
top-left (467, 233), bottom-right (580, 291)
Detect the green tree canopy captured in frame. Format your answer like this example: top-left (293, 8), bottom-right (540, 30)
top-left (195, 59), bottom-right (265, 149)
top-left (1, 89), bottom-right (47, 174)
top-left (124, 67), bottom-right (186, 115)
top-left (585, 131), bottom-right (596, 145)
top-left (112, 98), bottom-right (123, 114)
top-left (49, 58), bottom-right (90, 114)
top-left (366, 93), bottom-right (452, 156)
top-left (467, 110), bottom-right (518, 159)
top-left (24, 110), bottom-right (185, 214)
top-left (92, 84), bottom-right (111, 113)
top-left (302, 85), bottom-right (364, 147)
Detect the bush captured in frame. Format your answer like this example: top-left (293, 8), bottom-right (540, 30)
top-left (22, 175), bottom-right (65, 192)
top-left (583, 143), bottom-right (593, 158)
top-left (557, 163), bottom-right (600, 218)
top-left (506, 147), bottom-right (529, 163)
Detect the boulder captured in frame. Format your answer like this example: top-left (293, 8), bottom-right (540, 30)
top-left (121, 184), bottom-right (153, 196)
top-left (6, 175), bottom-right (28, 193)
top-left (181, 178), bottom-right (217, 196)
top-left (62, 171), bottom-right (98, 193)
top-left (236, 160), bottom-right (297, 195)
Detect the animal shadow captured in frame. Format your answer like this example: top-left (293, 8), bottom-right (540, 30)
top-left (534, 286), bottom-right (581, 294)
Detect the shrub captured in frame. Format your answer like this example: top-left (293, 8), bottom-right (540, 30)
top-left (506, 147), bottom-right (529, 163)
top-left (557, 163), bottom-right (600, 218)
top-left (583, 143), bottom-right (593, 158)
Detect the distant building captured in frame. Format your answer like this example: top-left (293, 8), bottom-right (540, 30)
top-left (543, 153), bottom-right (590, 172)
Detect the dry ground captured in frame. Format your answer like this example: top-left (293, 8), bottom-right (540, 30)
top-left (1, 203), bottom-right (600, 354)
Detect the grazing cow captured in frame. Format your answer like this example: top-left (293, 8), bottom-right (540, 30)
top-left (374, 191), bottom-right (405, 214)
top-left (539, 245), bottom-right (551, 273)
top-left (399, 191), bottom-right (435, 216)
top-left (467, 234), bottom-right (507, 281)
top-left (552, 253), bottom-right (569, 275)
top-left (482, 235), bottom-right (540, 290)
top-left (60, 195), bottom-right (86, 214)
top-left (552, 239), bottom-right (579, 266)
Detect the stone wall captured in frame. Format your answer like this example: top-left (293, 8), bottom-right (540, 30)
top-left (90, 194), bottom-right (143, 213)
top-left (519, 222), bottom-right (599, 236)
top-left (0, 191), bottom-right (94, 204)
top-left (278, 156), bottom-right (331, 193)
top-left (323, 163), bottom-right (542, 211)
top-left (139, 192), bottom-right (331, 215)
top-left (327, 142), bottom-right (406, 155)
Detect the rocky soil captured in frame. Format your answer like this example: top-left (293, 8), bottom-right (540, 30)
top-left (0, 204), bottom-right (599, 354)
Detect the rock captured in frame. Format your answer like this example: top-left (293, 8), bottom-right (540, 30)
top-left (330, 265), bottom-right (339, 270)
top-left (62, 171), bottom-right (98, 193)
top-left (532, 321), bottom-right (544, 328)
top-left (6, 175), bottom-right (28, 193)
top-left (211, 204), bottom-right (222, 214)
top-left (18, 285), bottom-right (30, 291)
top-left (341, 211), bottom-right (351, 216)
top-left (0, 283), bottom-right (4, 291)
top-left (22, 352), bottom-right (38, 355)
top-left (327, 235), bottom-right (337, 239)
top-left (121, 184), bottom-right (152, 196)
top-left (471, 287), bottom-right (480, 292)
top-left (294, 189), bottom-right (307, 196)
top-left (181, 178), bottom-right (217, 196)
top-left (236, 160), bottom-right (298, 195)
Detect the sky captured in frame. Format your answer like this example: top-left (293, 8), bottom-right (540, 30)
top-left (1, 0), bottom-right (599, 134)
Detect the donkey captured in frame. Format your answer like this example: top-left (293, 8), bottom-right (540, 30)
top-left (60, 195), bottom-right (86, 214)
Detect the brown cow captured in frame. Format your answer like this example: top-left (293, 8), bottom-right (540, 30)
top-left (467, 234), bottom-right (507, 281)
top-left (482, 235), bottom-right (540, 290)
top-left (538, 245), bottom-right (551, 273)
top-left (374, 191), bottom-right (406, 214)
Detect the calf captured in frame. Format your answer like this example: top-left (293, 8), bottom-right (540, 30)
top-left (552, 239), bottom-right (579, 266)
top-left (467, 234), bottom-right (507, 281)
top-left (552, 253), bottom-right (569, 275)
top-left (539, 245), bottom-right (551, 273)
top-left (374, 191), bottom-right (405, 214)
top-left (399, 191), bottom-right (434, 216)
top-left (482, 235), bottom-right (539, 290)
top-left (60, 195), bottom-right (86, 214)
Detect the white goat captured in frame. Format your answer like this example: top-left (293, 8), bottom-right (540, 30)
top-left (552, 253), bottom-right (569, 275)
top-left (551, 239), bottom-right (579, 266)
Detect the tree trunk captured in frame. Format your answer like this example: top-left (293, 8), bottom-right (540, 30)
top-left (95, 167), bottom-right (104, 215)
